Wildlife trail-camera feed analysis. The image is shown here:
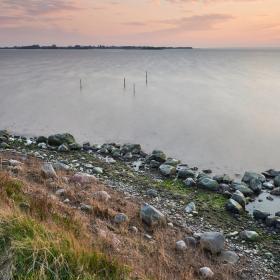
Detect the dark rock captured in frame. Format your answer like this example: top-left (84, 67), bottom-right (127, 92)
top-left (200, 232), bottom-right (225, 254)
top-left (253, 210), bottom-right (270, 220)
top-left (159, 164), bottom-right (176, 176)
top-left (178, 168), bottom-right (196, 179)
top-left (197, 178), bottom-right (219, 191)
top-left (249, 178), bottom-right (262, 194)
top-left (140, 203), bottom-right (166, 226)
top-left (48, 133), bottom-right (76, 146)
top-left (242, 172), bottom-right (265, 184)
top-left (184, 178), bottom-right (196, 187)
top-left (37, 136), bottom-right (48, 143)
top-left (149, 160), bottom-right (161, 168)
top-left (231, 190), bottom-right (246, 208)
top-left (231, 182), bottom-right (254, 196)
top-left (148, 150), bottom-right (166, 163)
top-left (226, 199), bottom-right (243, 214)
top-left (271, 187), bottom-right (280, 196)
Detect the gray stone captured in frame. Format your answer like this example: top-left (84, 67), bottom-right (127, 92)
top-left (231, 182), bottom-right (254, 196)
top-left (184, 178), bottom-right (196, 187)
top-left (140, 203), bottom-right (166, 226)
top-left (200, 232), bottom-right (225, 254)
top-left (55, 189), bottom-right (65, 196)
top-left (231, 190), bottom-right (246, 208)
top-left (253, 210), bottom-right (270, 220)
top-left (218, 250), bottom-right (239, 265)
top-left (275, 211), bottom-right (280, 217)
top-left (249, 178), bottom-right (262, 194)
top-left (58, 144), bottom-right (69, 152)
top-left (80, 203), bottom-right (93, 213)
top-left (146, 189), bottom-right (158, 197)
top-left (185, 202), bottom-right (196, 213)
top-left (199, 267), bottom-right (214, 279)
top-left (271, 187), bottom-right (280, 195)
top-left (226, 199), bottom-right (243, 214)
top-left (213, 174), bottom-right (232, 184)
top-left (92, 167), bottom-right (103, 174)
top-left (121, 143), bottom-right (141, 155)
top-left (274, 175), bottom-right (280, 187)
top-left (263, 181), bottom-right (274, 190)
top-left (198, 178), bottom-right (219, 192)
top-left (149, 150), bottom-right (166, 163)
top-left (176, 240), bottom-right (187, 251)
top-left (93, 191), bottom-right (111, 202)
top-left (178, 169), bottom-right (196, 179)
top-left (149, 160), bottom-right (161, 168)
top-left (184, 236), bottom-right (197, 248)
top-left (159, 164), bottom-right (176, 176)
top-left (164, 158), bottom-right (180, 166)
top-left (114, 213), bottom-right (129, 224)
top-left (41, 163), bottom-right (57, 179)
top-left (242, 171), bottom-right (265, 184)
top-left (239, 230), bottom-right (259, 241)
top-left (265, 216), bottom-right (278, 227)
top-left (70, 173), bottom-right (96, 184)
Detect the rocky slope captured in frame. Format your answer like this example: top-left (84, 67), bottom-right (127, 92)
top-left (0, 130), bottom-right (279, 279)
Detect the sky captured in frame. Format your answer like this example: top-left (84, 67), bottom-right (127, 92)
top-left (0, 0), bottom-right (279, 47)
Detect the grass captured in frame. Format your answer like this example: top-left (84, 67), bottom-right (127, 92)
top-left (0, 215), bottom-right (128, 280)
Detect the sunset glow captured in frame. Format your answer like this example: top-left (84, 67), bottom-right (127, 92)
top-left (0, 0), bottom-right (280, 47)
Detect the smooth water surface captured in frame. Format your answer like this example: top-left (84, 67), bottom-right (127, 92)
top-left (1, 48), bottom-right (280, 174)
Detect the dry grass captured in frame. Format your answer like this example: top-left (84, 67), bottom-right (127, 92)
top-left (0, 151), bottom-right (236, 280)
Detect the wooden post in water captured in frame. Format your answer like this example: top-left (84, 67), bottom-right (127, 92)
top-left (124, 77), bottom-right (126, 89)
top-left (80, 79), bottom-right (82, 90)
top-left (146, 71), bottom-right (148, 86)
top-left (133, 83), bottom-right (136, 95)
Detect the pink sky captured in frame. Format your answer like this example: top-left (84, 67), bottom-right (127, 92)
top-left (0, 0), bottom-right (279, 47)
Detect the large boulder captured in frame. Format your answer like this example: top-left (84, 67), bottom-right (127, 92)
top-left (48, 133), bottom-right (76, 146)
top-left (159, 164), bottom-right (176, 177)
top-left (231, 182), bottom-right (254, 196)
top-left (242, 171), bottom-right (265, 184)
top-left (140, 203), bottom-right (166, 226)
top-left (198, 178), bottom-right (219, 192)
top-left (200, 232), bottom-right (225, 254)
top-left (225, 199), bottom-right (243, 214)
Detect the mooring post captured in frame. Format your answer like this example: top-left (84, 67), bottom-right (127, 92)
top-left (133, 83), bottom-right (136, 95)
top-left (146, 71), bottom-right (148, 86)
top-left (124, 77), bottom-right (126, 89)
top-left (80, 79), bottom-right (82, 90)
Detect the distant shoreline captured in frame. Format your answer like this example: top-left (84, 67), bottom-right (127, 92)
top-left (0, 45), bottom-right (193, 50)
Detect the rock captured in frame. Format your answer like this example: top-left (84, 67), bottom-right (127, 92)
top-left (218, 183), bottom-right (231, 194)
top-left (239, 230), bottom-right (259, 241)
top-left (271, 187), bottom-right (280, 196)
top-left (80, 203), bottom-right (93, 213)
top-left (114, 213), bottom-right (129, 224)
top-left (48, 133), bottom-right (76, 146)
top-left (263, 181), bottom-right (274, 190)
top-left (274, 175), bottom-right (280, 187)
top-left (218, 250), bottom-right (239, 265)
top-left (199, 267), bottom-right (214, 279)
top-left (58, 144), bottom-right (69, 152)
top-left (70, 173), bottom-right (96, 184)
top-left (0, 130), bottom-right (10, 142)
top-left (184, 178), bottom-right (196, 187)
top-left (55, 189), bottom-right (65, 196)
top-left (93, 191), bottom-right (111, 202)
top-left (92, 167), bottom-right (103, 174)
top-left (8, 159), bottom-right (23, 167)
top-left (213, 174), bottom-right (232, 184)
top-left (275, 211), bottom-right (280, 217)
top-left (130, 226), bottom-right (138, 233)
top-left (159, 164), bottom-right (176, 177)
top-left (226, 199), bottom-right (243, 214)
top-left (176, 240), bottom-right (187, 251)
top-left (0, 142), bottom-right (10, 149)
top-left (231, 190), bottom-right (246, 208)
top-left (184, 236), bottom-right (197, 248)
top-left (200, 232), bottom-right (225, 254)
top-left (164, 158), bottom-right (180, 166)
top-left (231, 182), bottom-right (254, 196)
top-left (185, 202), bottom-right (196, 213)
top-left (178, 169), bottom-right (196, 179)
top-left (146, 189), bottom-right (158, 197)
top-left (149, 160), bottom-right (161, 168)
top-left (69, 143), bottom-right (81, 150)
top-left (140, 203), bottom-right (166, 226)
top-left (38, 142), bottom-right (47, 149)
top-left (249, 178), bottom-right (262, 194)
top-left (121, 143), bottom-right (141, 155)
top-left (242, 171), bottom-right (265, 184)
top-left (203, 169), bottom-right (212, 174)
top-left (53, 162), bottom-right (70, 171)
top-left (41, 163), bottom-right (57, 179)
top-left (253, 210), bottom-right (270, 220)
top-left (265, 216), bottom-right (278, 227)
top-left (149, 150), bottom-right (166, 163)
top-left (197, 178), bottom-right (219, 192)
top-left (263, 169), bottom-right (280, 178)
top-left (37, 136), bottom-right (48, 143)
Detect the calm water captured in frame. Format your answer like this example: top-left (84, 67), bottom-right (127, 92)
top-left (1, 49), bottom-right (280, 175)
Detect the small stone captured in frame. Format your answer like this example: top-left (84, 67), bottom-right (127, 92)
top-left (253, 210), bottom-right (270, 220)
top-left (140, 203), bottom-right (166, 226)
top-left (176, 240), bottom-right (187, 251)
top-left (130, 226), bottom-right (138, 233)
top-left (184, 202), bottom-right (196, 213)
top-left (92, 167), bottom-right (103, 174)
top-left (226, 199), bottom-right (243, 214)
top-left (218, 250), bottom-right (239, 264)
top-left (55, 189), bottom-right (65, 196)
top-left (146, 189), bottom-right (158, 197)
top-left (94, 191), bottom-right (111, 202)
top-left (184, 178), bottom-right (196, 187)
top-left (80, 203), bottom-right (93, 213)
top-left (114, 213), bottom-right (129, 224)
top-left (239, 230), bottom-right (259, 241)
top-left (41, 163), bottom-right (57, 179)
top-left (199, 267), bottom-right (214, 279)
top-left (198, 178), bottom-right (219, 191)
top-left (58, 144), bottom-right (69, 152)
top-left (200, 232), bottom-right (225, 254)
top-left (184, 236), bottom-right (197, 248)
top-left (159, 164), bottom-right (176, 177)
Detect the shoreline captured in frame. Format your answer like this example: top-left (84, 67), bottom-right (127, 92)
top-left (0, 129), bottom-right (280, 278)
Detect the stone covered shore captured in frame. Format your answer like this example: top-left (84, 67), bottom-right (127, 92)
top-left (0, 130), bottom-right (280, 279)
